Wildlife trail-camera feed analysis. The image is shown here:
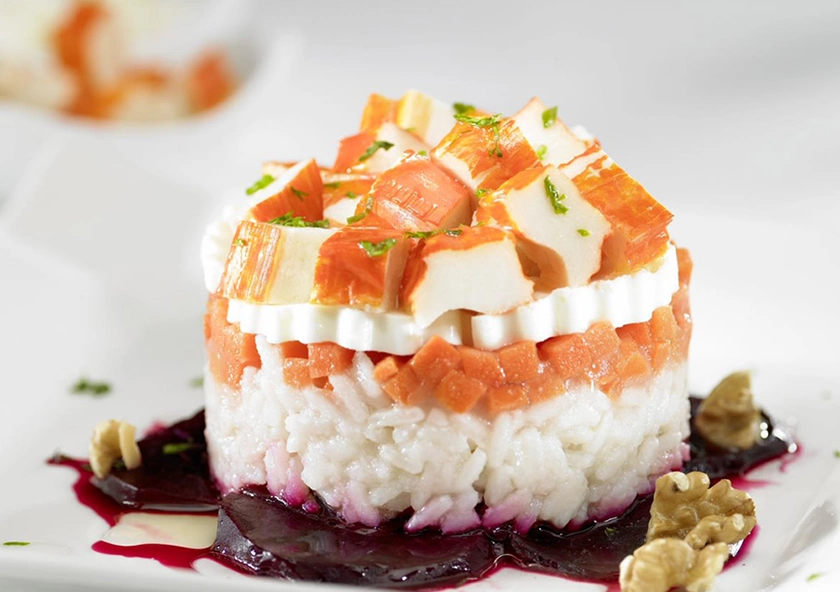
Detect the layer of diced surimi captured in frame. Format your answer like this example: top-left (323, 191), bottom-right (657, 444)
top-left (205, 295), bottom-right (261, 389)
top-left (432, 118), bottom-right (540, 192)
top-left (334, 122), bottom-right (429, 174)
top-left (248, 159), bottom-right (324, 223)
top-left (368, 153), bottom-right (472, 231)
top-left (478, 165), bottom-right (611, 289)
top-left (560, 145), bottom-right (673, 275)
top-left (511, 97), bottom-right (588, 166)
top-left (401, 226), bottom-right (534, 327)
top-left (311, 226), bottom-right (410, 311)
top-left (217, 220), bottom-right (335, 304)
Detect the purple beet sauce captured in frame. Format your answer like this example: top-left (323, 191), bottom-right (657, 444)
top-left (50, 397), bottom-right (794, 589)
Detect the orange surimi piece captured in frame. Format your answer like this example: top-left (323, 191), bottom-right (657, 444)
top-left (382, 364), bottom-right (422, 404)
top-left (433, 118), bottom-right (540, 191)
top-left (435, 369), bottom-right (486, 413)
top-left (560, 145), bottom-right (673, 274)
top-left (205, 296), bottom-right (261, 389)
top-left (409, 335), bottom-right (462, 388)
top-left (615, 339), bottom-right (652, 384)
top-left (186, 50), bottom-right (235, 111)
top-left (487, 384), bottom-right (528, 414)
top-left (360, 93), bottom-right (397, 133)
top-left (334, 132), bottom-right (376, 172)
top-left (525, 372), bottom-right (565, 404)
top-left (581, 321), bottom-right (621, 379)
top-left (373, 356), bottom-right (402, 382)
top-left (368, 153), bottom-right (472, 231)
top-left (279, 341), bottom-right (309, 359)
top-left (616, 322), bottom-right (653, 359)
top-left (459, 347), bottom-right (505, 387)
top-left (311, 227), bottom-right (409, 310)
top-left (307, 342), bottom-right (355, 378)
top-left (322, 174), bottom-right (376, 209)
top-left (249, 159), bottom-right (325, 223)
top-left (218, 220), bottom-right (333, 304)
top-left (540, 333), bottom-right (593, 381)
top-left (283, 358), bottom-right (312, 389)
top-left (498, 340), bottom-right (540, 383)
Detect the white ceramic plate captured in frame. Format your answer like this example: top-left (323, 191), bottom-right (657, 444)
top-left (0, 140), bottom-right (838, 592)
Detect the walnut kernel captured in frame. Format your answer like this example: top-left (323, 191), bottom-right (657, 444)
top-left (619, 538), bottom-right (729, 592)
top-left (696, 370), bottom-right (761, 449)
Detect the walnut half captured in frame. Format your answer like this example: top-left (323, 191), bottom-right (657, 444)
top-left (89, 419), bottom-right (142, 479)
top-left (619, 472), bottom-right (756, 592)
top-left (695, 370), bottom-right (761, 449)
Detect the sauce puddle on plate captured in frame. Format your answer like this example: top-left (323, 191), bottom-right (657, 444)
top-left (50, 397), bottom-right (794, 589)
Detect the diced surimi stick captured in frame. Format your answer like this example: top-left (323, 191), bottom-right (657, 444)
top-left (401, 226), bottom-right (534, 327)
top-left (511, 97), bottom-right (588, 166)
top-left (54, 1), bottom-right (124, 92)
top-left (559, 145), bottom-right (673, 274)
top-left (432, 117), bottom-right (540, 193)
top-left (360, 93), bottom-right (397, 132)
top-left (368, 153), bottom-right (472, 231)
top-left (478, 165), bottom-right (611, 288)
top-left (395, 90), bottom-right (457, 146)
top-left (217, 220), bottom-right (335, 304)
top-left (248, 159), bottom-right (324, 223)
top-left (185, 50), bottom-right (235, 112)
top-left (311, 227), bottom-right (410, 311)
top-left (333, 123), bottom-right (430, 174)
top-left (321, 173), bottom-right (375, 227)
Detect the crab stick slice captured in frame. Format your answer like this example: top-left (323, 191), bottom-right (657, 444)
top-left (560, 146), bottom-right (673, 275)
top-left (368, 153), bottom-right (472, 232)
top-left (218, 220), bottom-right (335, 304)
top-left (248, 159), bottom-right (324, 223)
top-left (478, 165), bottom-right (611, 288)
top-left (334, 123), bottom-right (429, 174)
top-left (395, 90), bottom-right (457, 146)
top-left (432, 117), bottom-right (540, 193)
top-left (311, 227), bottom-right (410, 311)
top-left (322, 173), bottom-right (376, 227)
top-left (511, 97), bottom-right (588, 166)
top-left (360, 93), bottom-right (397, 133)
top-left (401, 226), bottom-right (534, 327)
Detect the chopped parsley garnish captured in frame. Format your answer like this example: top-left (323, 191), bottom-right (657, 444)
top-left (577, 228), bottom-right (591, 237)
top-left (418, 150), bottom-right (428, 156)
top-left (2, 541), bottom-right (29, 547)
top-left (543, 176), bottom-right (568, 214)
top-left (807, 573), bottom-right (823, 582)
top-left (71, 377), bottom-right (111, 397)
top-left (234, 238), bottom-right (247, 246)
top-left (603, 526), bottom-right (617, 536)
top-left (290, 186), bottom-right (308, 200)
top-left (536, 144), bottom-right (548, 160)
top-left (323, 181), bottom-right (342, 189)
top-left (358, 140), bottom-right (395, 162)
top-left (454, 112), bottom-right (503, 157)
top-left (475, 188), bottom-right (490, 199)
top-left (190, 376), bottom-right (204, 388)
top-left (162, 442), bottom-right (199, 455)
top-left (347, 195), bottom-right (374, 224)
top-left (359, 238), bottom-right (397, 257)
top-left (345, 191), bottom-right (360, 199)
top-left (453, 102), bottom-right (476, 115)
top-left (541, 106), bottom-right (558, 128)
top-left (267, 212), bottom-right (330, 228)
top-left (404, 228), bottom-right (463, 239)
top-left (834, 450), bottom-right (840, 458)
top-left (245, 174), bottom-right (274, 195)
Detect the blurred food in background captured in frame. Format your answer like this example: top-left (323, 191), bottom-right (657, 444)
top-left (0, 0), bottom-right (236, 121)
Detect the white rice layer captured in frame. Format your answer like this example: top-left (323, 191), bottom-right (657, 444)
top-left (205, 336), bottom-right (690, 533)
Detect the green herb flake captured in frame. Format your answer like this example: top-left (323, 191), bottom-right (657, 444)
top-left (2, 541), bottom-right (29, 547)
top-left (834, 450), bottom-right (840, 458)
top-left (359, 238), bottom-right (397, 257)
top-left (536, 144), bottom-right (548, 160)
top-left (190, 376), bottom-right (204, 388)
top-left (245, 174), bottom-right (275, 195)
top-left (71, 377), bottom-right (111, 397)
top-left (543, 176), bottom-right (568, 214)
top-left (807, 573), bottom-right (823, 582)
top-left (453, 102), bottom-right (476, 115)
top-left (345, 191), bottom-right (359, 199)
top-left (290, 186), bottom-right (308, 200)
top-left (541, 106), bottom-right (558, 128)
top-left (603, 526), bottom-right (617, 537)
top-left (405, 229), bottom-right (462, 240)
top-left (323, 181), bottom-right (342, 189)
top-left (267, 212), bottom-right (330, 228)
top-left (418, 150), bottom-right (428, 157)
top-left (162, 442), bottom-right (198, 455)
top-left (453, 113), bottom-right (504, 157)
top-left (577, 228), bottom-right (591, 237)
top-left (475, 188), bottom-right (490, 198)
top-left (234, 238), bottom-right (247, 247)
top-left (347, 195), bottom-right (374, 224)
top-left (358, 140), bottom-right (395, 163)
